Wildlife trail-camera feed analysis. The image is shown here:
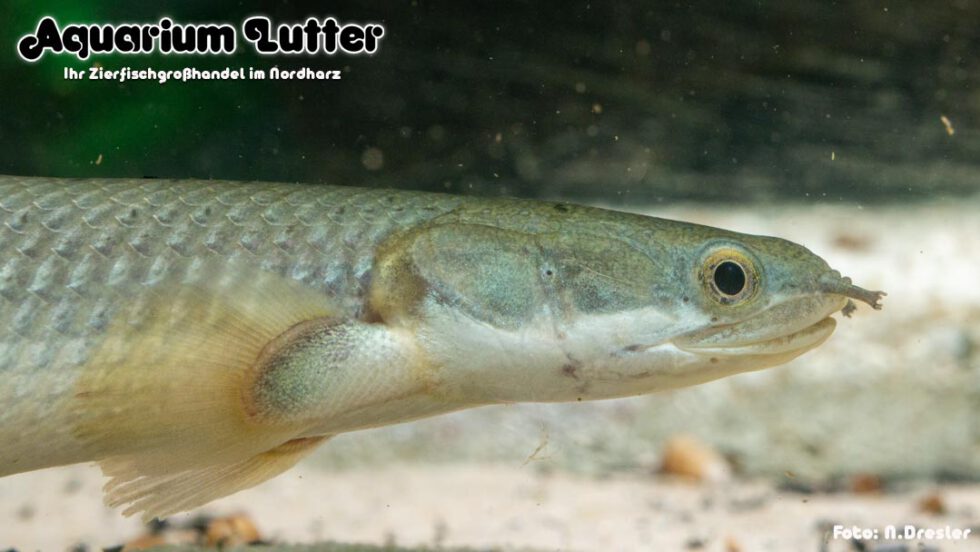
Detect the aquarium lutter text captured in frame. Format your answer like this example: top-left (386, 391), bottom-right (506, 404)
top-left (17, 16), bottom-right (385, 62)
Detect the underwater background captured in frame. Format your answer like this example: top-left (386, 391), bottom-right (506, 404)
top-left (3, 1), bottom-right (979, 202)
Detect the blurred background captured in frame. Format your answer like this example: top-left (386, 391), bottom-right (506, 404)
top-left (1, 1), bottom-right (978, 550)
top-left (4, 1), bottom-right (980, 202)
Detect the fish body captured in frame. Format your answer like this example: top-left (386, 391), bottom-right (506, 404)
top-left (0, 178), bottom-right (456, 470)
top-left (0, 176), bottom-right (882, 519)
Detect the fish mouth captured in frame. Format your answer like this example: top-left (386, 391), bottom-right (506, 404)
top-left (675, 316), bottom-right (837, 356)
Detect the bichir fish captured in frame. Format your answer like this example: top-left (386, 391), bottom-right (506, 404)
top-left (0, 176), bottom-right (884, 520)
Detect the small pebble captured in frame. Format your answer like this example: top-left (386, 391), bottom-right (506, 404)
top-left (660, 434), bottom-right (731, 483)
top-left (917, 492), bottom-right (946, 515)
top-left (850, 473), bottom-right (883, 494)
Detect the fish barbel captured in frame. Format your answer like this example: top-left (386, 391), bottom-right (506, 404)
top-left (0, 176), bottom-right (883, 520)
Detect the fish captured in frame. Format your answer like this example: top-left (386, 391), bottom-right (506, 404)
top-left (0, 175), bottom-right (884, 520)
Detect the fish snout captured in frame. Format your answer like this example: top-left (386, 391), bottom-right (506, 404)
top-left (816, 269), bottom-right (885, 317)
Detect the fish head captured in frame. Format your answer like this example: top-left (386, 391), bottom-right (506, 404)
top-left (654, 232), bottom-right (885, 387)
top-left (545, 210), bottom-right (890, 396)
top-left (369, 203), bottom-right (884, 402)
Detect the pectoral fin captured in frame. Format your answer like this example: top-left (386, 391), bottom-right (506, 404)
top-left (70, 267), bottom-right (338, 517)
top-left (105, 435), bottom-right (330, 522)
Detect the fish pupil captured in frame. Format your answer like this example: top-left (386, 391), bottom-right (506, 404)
top-left (713, 261), bottom-right (746, 296)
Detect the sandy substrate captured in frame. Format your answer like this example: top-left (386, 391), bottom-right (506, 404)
top-left (2, 462), bottom-right (979, 551)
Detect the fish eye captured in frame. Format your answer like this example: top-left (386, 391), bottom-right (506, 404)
top-left (699, 247), bottom-right (760, 305)
top-left (714, 261), bottom-right (746, 296)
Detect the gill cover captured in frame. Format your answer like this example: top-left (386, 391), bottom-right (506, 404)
top-left (369, 223), bottom-right (667, 328)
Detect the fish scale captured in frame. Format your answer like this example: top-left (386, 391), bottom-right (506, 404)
top-left (0, 177), bottom-right (460, 374)
top-left (0, 177), bottom-right (463, 476)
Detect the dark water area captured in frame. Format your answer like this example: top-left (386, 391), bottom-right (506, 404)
top-left (1, 1), bottom-right (978, 204)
